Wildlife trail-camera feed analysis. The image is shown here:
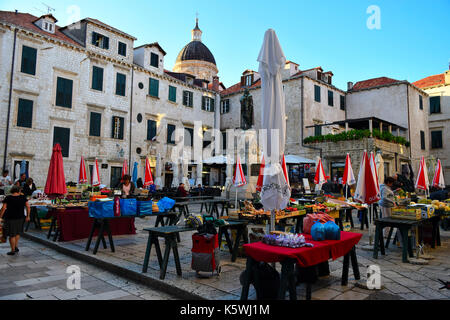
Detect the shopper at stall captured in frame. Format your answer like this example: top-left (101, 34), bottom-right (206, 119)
top-left (22, 178), bottom-right (37, 197)
top-left (0, 186), bottom-right (30, 255)
top-left (0, 170), bottom-right (12, 195)
top-left (379, 177), bottom-right (397, 237)
top-left (118, 175), bottom-right (135, 197)
top-left (15, 173), bottom-right (27, 188)
top-left (176, 183), bottom-right (189, 197)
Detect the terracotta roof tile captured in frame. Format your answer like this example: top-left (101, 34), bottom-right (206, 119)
top-left (221, 79), bottom-right (261, 96)
top-left (0, 11), bottom-right (81, 47)
top-left (351, 77), bottom-right (401, 91)
top-left (412, 73), bottom-right (445, 89)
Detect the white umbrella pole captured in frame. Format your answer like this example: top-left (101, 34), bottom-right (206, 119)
top-left (235, 188), bottom-right (238, 211)
top-left (369, 204), bottom-right (373, 246)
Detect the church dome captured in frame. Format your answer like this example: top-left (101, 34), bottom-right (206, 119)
top-left (175, 41), bottom-right (216, 65)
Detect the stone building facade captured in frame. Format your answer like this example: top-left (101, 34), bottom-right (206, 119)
top-left (414, 69), bottom-right (450, 186)
top-left (0, 11), bottom-right (218, 188)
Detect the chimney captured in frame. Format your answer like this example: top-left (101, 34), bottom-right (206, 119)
top-left (347, 82), bottom-right (354, 91)
top-left (212, 76), bottom-right (220, 92)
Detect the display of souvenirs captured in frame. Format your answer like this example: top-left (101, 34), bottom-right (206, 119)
top-left (262, 233), bottom-right (314, 249)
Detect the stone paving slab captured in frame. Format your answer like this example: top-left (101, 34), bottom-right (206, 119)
top-left (14, 209), bottom-right (450, 300)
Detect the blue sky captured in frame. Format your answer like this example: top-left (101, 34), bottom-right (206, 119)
top-left (1, 0), bottom-right (449, 89)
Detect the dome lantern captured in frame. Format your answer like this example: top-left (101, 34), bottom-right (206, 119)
top-left (192, 18), bottom-right (202, 42)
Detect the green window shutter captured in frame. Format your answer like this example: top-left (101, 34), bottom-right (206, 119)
top-left (17, 99), bottom-right (33, 128)
top-left (431, 131), bottom-right (443, 149)
top-left (430, 96), bottom-right (441, 114)
top-left (211, 99), bottom-right (215, 112)
top-left (149, 78), bottom-right (159, 97)
top-left (169, 86), bottom-right (177, 102)
top-left (340, 96), bottom-right (346, 110)
top-left (315, 125), bottom-right (322, 137)
top-left (21, 46), bottom-right (37, 75)
top-left (314, 85), bottom-right (321, 103)
top-left (53, 127), bottom-right (70, 158)
top-left (183, 91), bottom-right (188, 106)
top-left (151, 53), bottom-right (159, 68)
top-left (147, 120), bottom-right (157, 141)
top-left (116, 73), bottom-right (126, 96)
top-left (56, 77), bottom-right (73, 108)
top-left (328, 91), bottom-right (333, 106)
top-left (420, 131), bottom-right (425, 150)
top-left (89, 112), bottom-right (101, 137)
top-left (189, 92), bottom-right (193, 107)
top-left (92, 66), bottom-right (103, 91)
top-left (202, 96), bottom-right (206, 110)
top-left (118, 42), bottom-right (127, 56)
top-left (167, 124), bottom-right (176, 144)
top-left (419, 95), bottom-right (423, 110)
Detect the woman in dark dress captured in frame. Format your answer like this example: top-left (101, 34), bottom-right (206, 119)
top-left (0, 186), bottom-right (30, 255)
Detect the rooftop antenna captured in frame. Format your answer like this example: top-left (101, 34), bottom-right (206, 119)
top-left (42, 2), bottom-right (55, 14)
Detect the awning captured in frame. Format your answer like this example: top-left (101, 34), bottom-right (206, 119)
top-left (285, 155), bottom-right (316, 164)
top-left (202, 155), bottom-right (228, 164)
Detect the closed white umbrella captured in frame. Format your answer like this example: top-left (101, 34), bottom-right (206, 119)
top-left (432, 159), bottom-right (445, 189)
top-left (154, 153), bottom-right (163, 188)
top-left (258, 29), bottom-right (291, 232)
top-left (375, 152), bottom-right (384, 185)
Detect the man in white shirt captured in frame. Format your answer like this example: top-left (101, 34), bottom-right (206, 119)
top-left (0, 170), bottom-right (12, 195)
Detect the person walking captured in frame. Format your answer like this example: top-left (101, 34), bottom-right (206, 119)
top-left (0, 186), bottom-right (30, 255)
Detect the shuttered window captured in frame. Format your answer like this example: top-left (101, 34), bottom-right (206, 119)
top-left (147, 120), bottom-right (157, 141)
top-left (53, 127), bottom-right (70, 158)
top-left (92, 32), bottom-right (109, 49)
top-left (314, 85), bottom-right (321, 103)
top-left (92, 66), bottom-right (104, 91)
top-left (430, 96), bottom-right (441, 114)
top-left (431, 131), bottom-right (443, 149)
top-left (420, 131), bottom-right (425, 150)
top-left (169, 86), bottom-right (177, 102)
top-left (112, 116), bottom-right (124, 140)
top-left (89, 112), bottom-right (101, 137)
top-left (340, 95), bottom-right (346, 110)
top-left (419, 95), bottom-right (423, 110)
top-left (328, 90), bottom-right (334, 107)
top-left (167, 124), bottom-right (176, 144)
top-left (118, 42), bottom-right (127, 56)
top-left (183, 91), bottom-right (193, 107)
top-left (149, 78), bottom-right (159, 97)
top-left (221, 100), bottom-right (230, 114)
top-left (202, 96), bottom-right (215, 112)
top-left (56, 77), bottom-right (73, 108)
top-left (17, 99), bottom-right (33, 128)
top-left (115, 73), bottom-right (126, 96)
top-left (315, 125), bottom-right (322, 137)
top-left (184, 128), bottom-right (194, 147)
top-left (21, 45), bottom-right (37, 75)
top-left (150, 53), bottom-right (159, 68)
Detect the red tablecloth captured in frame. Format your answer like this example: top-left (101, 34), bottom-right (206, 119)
top-left (244, 232), bottom-right (362, 268)
top-left (48, 208), bottom-right (136, 242)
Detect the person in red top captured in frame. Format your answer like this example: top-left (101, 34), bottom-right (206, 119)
top-left (176, 183), bottom-right (189, 198)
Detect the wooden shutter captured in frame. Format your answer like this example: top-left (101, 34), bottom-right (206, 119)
top-left (147, 120), bottom-right (157, 141)
top-left (211, 98), bottom-right (215, 112)
top-left (17, 99), bottom-right (33, 128)
top-left (56, 77), bottom-right (73, 108)
top-left (92, 32), bottom-right (98, 45)
top-left (103, 36), bottom-right (109, 49)
top-left (149, 78), bottom-right (159, 97)
top-left (420, 131), bottom-right (425, 150)
top-left (169, 86), bottom-right (176, 102)
top-left (93, 67), bottom-right (103, 91)
top-left (53, 127), bottom-right (70, 158)
top-left (116, 73), bottom-right (126, 96)
top-left (89, 112), bottom-right (101, 137)
top-left (21, 46), bottom-right (37, 75)
top-left (202, 96), bottom-right (206, 110)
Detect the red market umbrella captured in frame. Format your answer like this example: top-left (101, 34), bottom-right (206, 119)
top-left (144, 157), bottom-right (154, 187)
top-left (432, 159), bottom-right (445, 189)
top-left (342, 154), bottom-right (356, 186)
top-left (233, 155), bottom-right (247, 187)
top-left (256, 154), bottom-right (265, 192)
top-left (415, 156), bottom-right (429, 192)
top-left (354, 151), bottom-right (380, 205)
top-left (121, 159), bottom-right (128, 179)
top-left (78, 156), bottom-right (87, 184)
top-left (44, 144), bottom-right (67, 196)
top-left (314, 158), bottom-right (328, 186)
top-left (92, 159), bottom-right (101, 187)
top-left (281, 155), bottom-right (290, 188)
